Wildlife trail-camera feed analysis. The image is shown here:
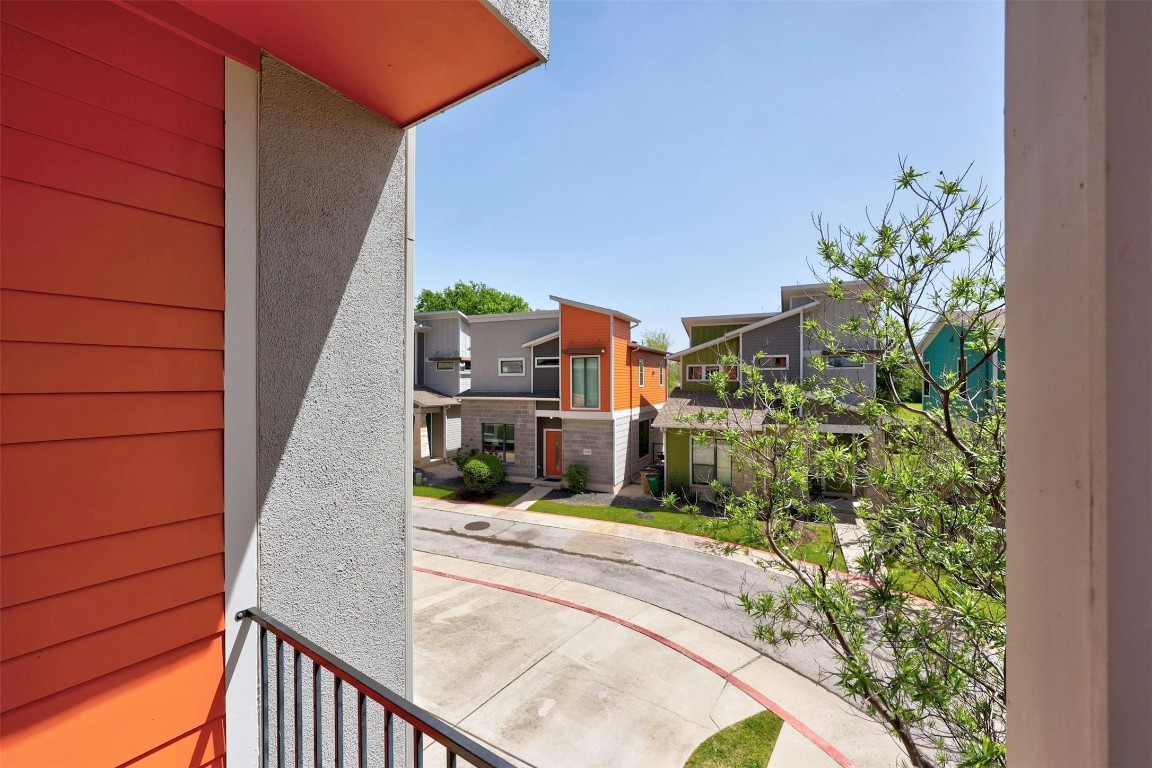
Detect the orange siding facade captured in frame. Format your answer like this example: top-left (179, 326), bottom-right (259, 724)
top-left (1, 3), bottom-right (226, 765)
top-left (628, 349), bottom-right (669, 410)
top-left (559, 304), bottom-right (612, 412)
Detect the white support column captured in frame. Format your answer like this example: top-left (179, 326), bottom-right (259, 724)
top-left (1005, 2), bottom-right (1151, 765)
top-left (223, 57), bottom-right (260, 768)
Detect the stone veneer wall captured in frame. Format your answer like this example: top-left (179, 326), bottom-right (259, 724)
top-left (561, 418), bottom-right (617, 491)
top-left (460, 400), bottom-right (537, 481)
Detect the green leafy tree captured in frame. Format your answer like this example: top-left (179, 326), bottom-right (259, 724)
top-left (416, 280), bottom-right (531, 315)
top-left (667, 162), bottom-right (1006, 768)
top-left (877, 349), bottom-right (923, 405)
top-left (639, 328), bottom-right (680, 389)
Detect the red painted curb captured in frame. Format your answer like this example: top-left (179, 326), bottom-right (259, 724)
top-left (415, 565), bottom-right (860, 768)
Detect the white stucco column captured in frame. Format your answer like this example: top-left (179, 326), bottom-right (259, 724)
top-left (256, 55), bottom-right (411, 766)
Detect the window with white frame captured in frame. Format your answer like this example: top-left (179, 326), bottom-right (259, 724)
top-left (826, 355), bottom-right (864, 369)
top-left (686, 364), bottom-right (738, 382)
top-left (757, 354), bottom-right (789, 371)
top-left (498, 358), bottom-right (525, 376)
top-left (571, 356), bottom-right (600, 408)
top-left (535, 357), bottom-right (559, 368)
top-left (461, 361), bottom-right (471, 372)
top-left (639, 359), bottom-right (645, 387)
top-left (659, 365), bottom-right (665, 386)
top-left (691, 440), bottom-right (732, 486)
top-left (481, 423), bottom-right (515, 463)
top-left (923, 362), bottom-right (932, 398)
top-left (435, 361), bottom-right (454, 371)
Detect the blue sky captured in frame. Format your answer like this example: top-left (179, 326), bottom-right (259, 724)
top-left (415, 0), bottom-right (1005, 349)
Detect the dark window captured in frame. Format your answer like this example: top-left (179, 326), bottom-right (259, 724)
top-left (638, 419), bottom-right (651, 458)
top-left (572, 356), bottom-right (600, 408)
top-left (482, 423), bottom-right (515, 463)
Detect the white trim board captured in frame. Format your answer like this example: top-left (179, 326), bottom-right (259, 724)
top-left (223, 58), bottom-right (260, 768)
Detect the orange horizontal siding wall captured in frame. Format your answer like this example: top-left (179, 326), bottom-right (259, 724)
top-left (630, 349), bottom-right (669, 410)
top-left (559, 303), bottom-right (612, 412)
top-left (612, 318), bottom-right (631, 411)
top-left (0, 3), bottom-right (226, 765)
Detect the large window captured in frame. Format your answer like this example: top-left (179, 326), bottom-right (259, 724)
top-left (639, 359), bottom-right (645, 387)
top-left (691, 440), bottom-right (732, 486)
top-left (571, 356), bottom-right (600, 408)
top-left (498, 358), bottom-right (525, 376)
top-left (686, 364), bottom-right (738, 383)
top-left (482, 423), bottom-right (515, 463)
top-left (638, 419), bottom-right (651, 458)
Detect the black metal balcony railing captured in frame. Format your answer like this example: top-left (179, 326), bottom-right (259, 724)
top-left (236, 608), bottom-right (514, 768)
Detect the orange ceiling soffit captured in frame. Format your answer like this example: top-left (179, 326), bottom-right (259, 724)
top-left (128, 0), bottom-right (544, 126)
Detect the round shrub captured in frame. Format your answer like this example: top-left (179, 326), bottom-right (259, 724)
top-left (461, 453), bottom-right (505, 495)
top-left (566, 463), bottom-right (588, 494)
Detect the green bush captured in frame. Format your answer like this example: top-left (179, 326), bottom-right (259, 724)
top-left (566, 463), bottom-right (588, 493)
top-left (461, 453), bottom-right (505, 494)
top-left (453, 446), bottom-right (479, 473)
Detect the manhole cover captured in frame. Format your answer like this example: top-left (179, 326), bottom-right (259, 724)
top-left (464, 521), bottom-right (491, 531)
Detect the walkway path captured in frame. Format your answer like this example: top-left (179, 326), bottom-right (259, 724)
top-left (507, 485), bottom-right (550, 510)
top-left (413, 497), bottom-right (907, 768)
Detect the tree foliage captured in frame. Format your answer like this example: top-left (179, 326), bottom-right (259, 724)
top-left (639, 328), bottom-right (672, 351)
top-left (666, 161), bottom-right (1005, 768)
top-left (416, 280), bottom-right (531, 315)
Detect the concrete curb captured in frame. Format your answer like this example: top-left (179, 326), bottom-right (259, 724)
top-left (416, 564), bottom-right (859, 768)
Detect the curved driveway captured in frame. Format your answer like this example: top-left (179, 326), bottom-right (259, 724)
top-left (414, 500), bottom-right (834, 684)
top-left (413, 498), bottom-right (907, 768)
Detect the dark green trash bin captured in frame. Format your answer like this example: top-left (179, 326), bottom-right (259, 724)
top-left (646, 472), bottom-right (662, 496)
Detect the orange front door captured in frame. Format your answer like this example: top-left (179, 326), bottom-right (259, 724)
top-left (544, 430), bottom-right (563, 478)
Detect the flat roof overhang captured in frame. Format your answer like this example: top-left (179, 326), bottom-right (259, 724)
top-left (133, 0), bottom-right (544, 126)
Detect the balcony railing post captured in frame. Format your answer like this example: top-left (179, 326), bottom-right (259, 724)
top-left (260, 625), bottom-right (269, 768)
top-left (384, 710), bottom-right (394, 768)
top-left (294, 648), bottom-right (302, 768)
top-left (276, 637), bottom-right (285, 768)
top-left (313, 661), bottom-right (322, 768)
top-left (335, 676), bottom-right (344, 768)
top-left (358, 691), bottom-right (368, 768)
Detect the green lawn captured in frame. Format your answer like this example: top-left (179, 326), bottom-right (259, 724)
top-left (412, 485), bottom-right (455, 499)
top-left (527, 500), bottom-right (847, 570)
top-left (412, 485), bottom-right (521, 507)
top-left (684, 710), bottom-right (783, 768)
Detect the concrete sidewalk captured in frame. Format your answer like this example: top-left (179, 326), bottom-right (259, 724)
top-left (413, 550), bottom-right (905, 768)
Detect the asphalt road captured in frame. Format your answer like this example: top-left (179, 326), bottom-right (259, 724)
top-left (413, 503), bottom-right (847, 697)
